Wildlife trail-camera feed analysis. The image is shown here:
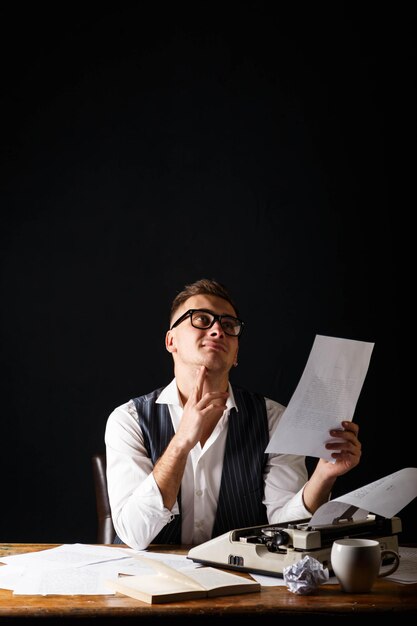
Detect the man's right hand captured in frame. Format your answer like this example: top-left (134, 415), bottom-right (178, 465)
top-left (176, 365), bottom-right (229, 450)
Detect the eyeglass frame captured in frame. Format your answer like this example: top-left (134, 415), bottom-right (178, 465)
top-left (169, 308), bottom-right (244, 337)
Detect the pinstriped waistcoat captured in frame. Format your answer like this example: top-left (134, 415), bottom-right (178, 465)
top-left (131, 384), bottom-right (269, 544)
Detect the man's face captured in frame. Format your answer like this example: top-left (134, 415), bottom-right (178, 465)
top-left (165, 294), bottom-right (239, 374)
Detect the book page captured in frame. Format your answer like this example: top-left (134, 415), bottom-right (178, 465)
top-left (106, 566), bottom-right (259, 602)
top-left (129, 559), bottom-right (258, 592)
top-left (110, 573), bottom-right (200, 594)
top-left (181, 567), bottom-right (259, 591)
top-left (132, 555), bottom-right (203, 590)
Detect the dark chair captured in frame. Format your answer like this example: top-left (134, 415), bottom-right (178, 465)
top-left (91, 452), bottom-right (116, 544)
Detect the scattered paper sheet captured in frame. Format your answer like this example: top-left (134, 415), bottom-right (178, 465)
top-left (0, 544), bottom-right (201, 596)
top-left (387, 547), bottom-right (417, 584)
top-left (12, 566), bottom-right (113, 595)
top-left (266, 335), bottom-right (374, 460)
top-left (0, 565), bottom-right (25, 590)
top-left (0, 543), bottom-right (135, 568)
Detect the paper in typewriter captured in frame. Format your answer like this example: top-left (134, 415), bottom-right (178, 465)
top-left (266, 334), bottom-right (374, 460)
top-left (309, 467), bottom-right (417, 525)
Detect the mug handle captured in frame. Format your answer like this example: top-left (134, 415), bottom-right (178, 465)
top-left (378, 550), bottom-right (400, 577)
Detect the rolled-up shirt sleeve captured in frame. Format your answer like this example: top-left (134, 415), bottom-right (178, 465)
top-left (263, 399), bottom-right (311, 523)
top-left (105, 401), bottom-right (178, 550)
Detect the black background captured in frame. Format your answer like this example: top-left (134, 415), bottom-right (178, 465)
top-left (1, 3), bottom-right (415, 544)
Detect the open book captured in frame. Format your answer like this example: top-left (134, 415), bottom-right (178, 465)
top-left (105, 555), bottom-right (260, 604)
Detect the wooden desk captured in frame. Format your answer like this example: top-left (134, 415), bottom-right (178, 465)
top-left (0, 544), bottom-right (416, 624)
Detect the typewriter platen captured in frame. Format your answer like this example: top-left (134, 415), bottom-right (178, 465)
top-left (187, 515), bottom-right (401, 577)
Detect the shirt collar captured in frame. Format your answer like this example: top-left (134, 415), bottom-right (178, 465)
top-left (156, 378), bottom-right (238, 411)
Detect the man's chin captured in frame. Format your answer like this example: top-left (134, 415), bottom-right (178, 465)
top-left (198, 358), bottom-right (230, 372)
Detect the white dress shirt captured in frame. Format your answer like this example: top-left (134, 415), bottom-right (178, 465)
top-left (105, 378), bottom-right (311, 550)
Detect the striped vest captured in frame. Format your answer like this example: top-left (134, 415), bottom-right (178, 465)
top-left (132, 385), bottom-right (269, 544)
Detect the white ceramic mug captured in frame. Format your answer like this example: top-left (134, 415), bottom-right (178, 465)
top-left (331, 538), bottom-right (400, 593)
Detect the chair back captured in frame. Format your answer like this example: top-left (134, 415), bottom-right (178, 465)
top-left (91, 452), bottom-right (115, 544)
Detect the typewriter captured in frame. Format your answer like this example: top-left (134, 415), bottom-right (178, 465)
top-left (187, 513), bottom-right (401, 577)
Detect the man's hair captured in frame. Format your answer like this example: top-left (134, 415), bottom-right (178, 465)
top-left (170, 278), bottom-right (240, 324)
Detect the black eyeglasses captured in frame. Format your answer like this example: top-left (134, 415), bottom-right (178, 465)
top-left (170, 308), bottom-right (244, 337)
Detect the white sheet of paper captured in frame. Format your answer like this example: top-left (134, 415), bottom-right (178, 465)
top-left (0, 545), bottom-right (201, 595)
top-left (330, 467), bottom-right (417, 520)
top-left (387, 547), bottom-right (417, 584)
top-left (12, 566), bottom-right (114, 595)
top-left (265, 335), bottom-right (374, 460)
top-left (0, 565), bottom-right (25, 590)
top-left (0, 543), bottom-right (135, 567)
top-left (310, 467), bottom-right (417, 525)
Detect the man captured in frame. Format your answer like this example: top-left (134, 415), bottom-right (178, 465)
top-left (105, 278), bottom-right (361, 549)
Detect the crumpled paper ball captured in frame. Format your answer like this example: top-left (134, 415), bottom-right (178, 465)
top-left (283, 554), bottom-right (329, 594)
